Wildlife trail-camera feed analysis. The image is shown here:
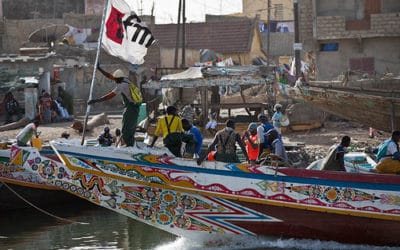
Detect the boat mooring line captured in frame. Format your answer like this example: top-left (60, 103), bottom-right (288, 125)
top-left (1, 180), bottom-right (89, 225)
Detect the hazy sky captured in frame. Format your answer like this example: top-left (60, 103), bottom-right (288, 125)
top-left (130, 0), bottom-right (243, 24)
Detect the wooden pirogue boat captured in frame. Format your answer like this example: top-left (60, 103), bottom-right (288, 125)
top-left (290, 77), bottom-right (400, 132)
top-left (10, 141), bottom-right (400, 246)
top-left (0, 148), bottom-right (85, 211)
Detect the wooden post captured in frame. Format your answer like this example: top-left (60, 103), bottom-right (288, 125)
top-left (200, 85), bottom-right (208, 125)
top-left (391, 102), bottom-right (396, 131)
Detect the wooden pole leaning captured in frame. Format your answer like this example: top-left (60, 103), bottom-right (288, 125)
top-left (81, 0), bottom-right (109, 145)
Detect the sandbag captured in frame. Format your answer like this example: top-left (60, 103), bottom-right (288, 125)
top-left (71, 113), bottom-right (109, 132)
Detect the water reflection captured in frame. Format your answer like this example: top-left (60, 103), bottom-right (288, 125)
top-left (0, 203), bottom-right (176, 250)
top-left (0, 203), bottom-right (397, 250)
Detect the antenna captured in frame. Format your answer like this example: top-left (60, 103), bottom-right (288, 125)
top-left (138, 0), bottom-right (143, 16)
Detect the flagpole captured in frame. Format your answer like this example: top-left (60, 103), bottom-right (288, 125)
top-left (81, 0), bottom-right (110, 145)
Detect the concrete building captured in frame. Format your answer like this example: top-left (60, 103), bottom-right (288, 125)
top-left (239, 0), bottom-right (295, 63)
top-left (242, 0), bottom-right (294, 21)
top-left (299, 0), bottom-right (400, 80)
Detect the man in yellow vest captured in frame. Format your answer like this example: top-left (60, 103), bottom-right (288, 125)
top-left (88, 65), bottom-right (142, 147)
top-left (149, 105), bottom-right (183, 157)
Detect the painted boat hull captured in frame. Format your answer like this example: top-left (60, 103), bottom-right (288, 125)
top-left (0, 149), bottom-right (85, 211)
top-left (10, 141), bottom-right (400, 246)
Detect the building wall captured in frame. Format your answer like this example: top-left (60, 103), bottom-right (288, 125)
top-left (85, 0), bottom-right (106, 15)
top-left (382, 0), bottom-right (400, 13)
top-left (316, 13), bottom-right (400, 39)
top-left (2, 0), bottom-right (84, 19)
top-left (262, 32), bottom-right (295, 57)
top-left (316, 38), bottom-right (400, 80)
top-left (159, 48), bottom-right (199, 68)
top-left (299, 0), bottom-right (400, 80)
top-left (316, 0), bottom-right (363, 19)
top-left (2, 19), bottom-right (65, 53)
top-left (298, 0), bottom-right (314, 53)
top-left (242, 0), bottom-right (294, 21)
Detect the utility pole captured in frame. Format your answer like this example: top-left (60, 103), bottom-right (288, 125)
top-left (266, 0), bottom-right (271, 67)
top-left (293, 0), bottom-right (301, 78)
top-left (174, 0), bottom-right (182, 68)
top-left (181, 0), bottom-right (186, 68)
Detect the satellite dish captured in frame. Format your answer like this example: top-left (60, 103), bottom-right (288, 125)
top-left (28, 24), bottom-right (69, 43)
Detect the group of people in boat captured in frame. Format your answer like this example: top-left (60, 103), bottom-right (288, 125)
top-left (146, 103), bottom-right (288, 166)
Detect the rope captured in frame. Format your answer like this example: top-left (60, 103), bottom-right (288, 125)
top-left (1, 180), bottom-right (89, 225)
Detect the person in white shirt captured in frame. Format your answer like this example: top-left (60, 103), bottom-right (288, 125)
top-left (16, 120), bottom-right (40, 146)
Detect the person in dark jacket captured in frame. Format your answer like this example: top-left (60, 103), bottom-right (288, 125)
top-left (197, 119), bottom-right (248, 165)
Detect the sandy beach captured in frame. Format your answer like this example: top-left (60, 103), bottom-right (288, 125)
top-left (0, 114), bottom-right (386, 164)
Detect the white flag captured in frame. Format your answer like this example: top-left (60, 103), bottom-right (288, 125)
top-left (102, 0), bottom-right (155, 65)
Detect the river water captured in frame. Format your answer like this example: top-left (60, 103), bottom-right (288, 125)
top-left (0, 201), bottom-right (397, 250)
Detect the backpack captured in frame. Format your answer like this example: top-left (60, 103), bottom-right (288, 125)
top-left (129, 83), bottom-right (142, 104)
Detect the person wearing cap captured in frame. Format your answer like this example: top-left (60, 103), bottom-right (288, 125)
top-left (197, 119), bottom-right (249, 165)
top-left (88, 64), bottom-right (142, 147)
top-left (242, 122), bottom-right (259, 164)
top-left (149, 105), bottom-right (183, 157)
top-left (257, 113), bottom-right (274, 158)
top-left (272, 103), bottom-right (283, 134)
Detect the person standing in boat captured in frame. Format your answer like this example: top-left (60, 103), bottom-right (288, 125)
top-left (181, 118), bottom-right (203, 158)
top-left (197, 119), bottom-right (249, 165)
top-left (149, 105), bottom-right (183, 157)
top-left (321, 136), bottom-right (351, 171)
top-left (242, 122), bottom-right (260, 164)
top-left (88, 65), bottom-right (142, 147)
top-left (257, 113), bottom-right (274, 158)
top-left (375, 130), bottom-right (400, 174)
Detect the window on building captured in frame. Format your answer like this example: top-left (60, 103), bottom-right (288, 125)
top-left (320, 43), bottom-right (339, 51)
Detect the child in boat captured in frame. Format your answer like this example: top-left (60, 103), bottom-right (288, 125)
top-left (242, 122), bottom-right (259, 164)
top-left (375, 130), bottom-right (400, 174)
top-left (97, 127), bottom-right (114, 147)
